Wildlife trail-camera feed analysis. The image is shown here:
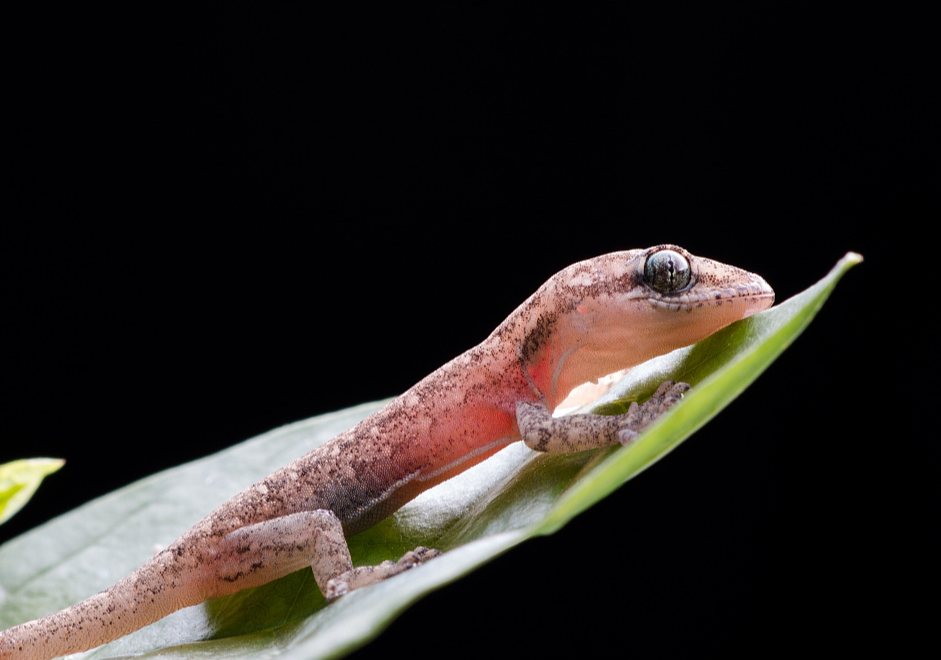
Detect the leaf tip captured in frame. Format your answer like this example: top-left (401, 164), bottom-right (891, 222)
top-left (842, 251), bottom-right (864, 267)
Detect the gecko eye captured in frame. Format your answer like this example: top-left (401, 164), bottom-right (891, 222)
top-left (644, 249), bottom-right (692, 293)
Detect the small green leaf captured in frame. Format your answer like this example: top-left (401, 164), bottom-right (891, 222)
top-left (0, 459), bottom-right (65, 525)
top-left (0, 253), bottom-right (861, 659)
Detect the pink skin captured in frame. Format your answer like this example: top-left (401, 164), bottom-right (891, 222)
top-left (1, 245), bottom-right (773, 660)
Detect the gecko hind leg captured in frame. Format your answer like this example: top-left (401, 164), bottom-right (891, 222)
top-left (517, 380), bottom-right (691, 453)
top-left (217, 511), bottom-right (441, 602)
top-left (217, 510), bottom-right (354, 596)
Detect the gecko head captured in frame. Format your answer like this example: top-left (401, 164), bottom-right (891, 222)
top-left (519, 245), bottom-right (774, 404)
top-left (634, 244), bottom-right (774, 319)
top-left (589, 243), bottom-right (774, 357)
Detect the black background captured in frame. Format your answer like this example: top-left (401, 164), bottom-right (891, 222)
top-left (2, 6), bottom-right (934, 658)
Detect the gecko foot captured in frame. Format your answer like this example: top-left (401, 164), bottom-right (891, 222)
top-left (324, 546), bottom-right (443, 601)
top-left (617, 380), bottom-right (690, 445)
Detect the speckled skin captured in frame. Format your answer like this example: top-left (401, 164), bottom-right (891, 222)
top-left (0, 245), bottom-right (773, 659)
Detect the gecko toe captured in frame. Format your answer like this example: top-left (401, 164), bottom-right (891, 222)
top-left (652, 380), bottom-right (690, 412)
top-left (324, 577), bottom-right (350, 602)
top-left (397, 546), bottom-right (442, 568)
top-left (617, 427), bottom-right (639, 446)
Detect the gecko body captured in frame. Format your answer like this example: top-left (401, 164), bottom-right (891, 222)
top-left (0, 245), bottom-right (773, 659)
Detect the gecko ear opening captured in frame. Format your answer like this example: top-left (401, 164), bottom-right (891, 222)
top-left (644, 249), bottom-right (692, 293)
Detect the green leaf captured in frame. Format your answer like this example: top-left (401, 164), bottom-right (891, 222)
top-left (0, 253), bottom-right (861, 659)
top-left (0, 459), bottom-right (65, 525)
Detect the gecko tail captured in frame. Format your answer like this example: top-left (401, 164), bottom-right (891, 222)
top-left (0, 552), bottom-right (206, 660)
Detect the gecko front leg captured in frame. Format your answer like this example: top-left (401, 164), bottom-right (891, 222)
top-left (517, 380), bottom-right (691, 453)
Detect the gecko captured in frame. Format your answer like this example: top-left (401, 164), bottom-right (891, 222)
top-left (0, 245), bottom-right (774, 659)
